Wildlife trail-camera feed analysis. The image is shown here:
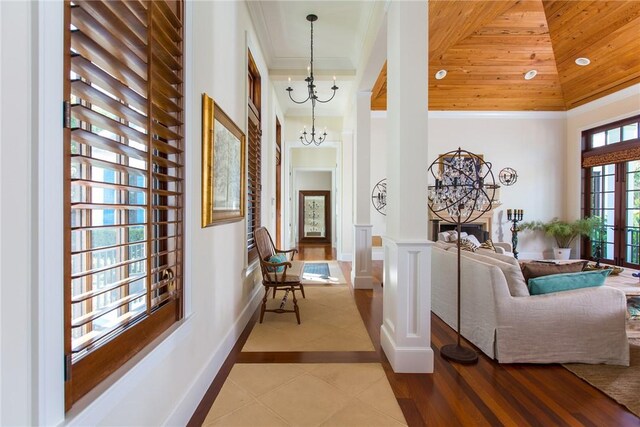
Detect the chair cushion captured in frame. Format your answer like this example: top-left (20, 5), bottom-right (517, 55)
top-left (528, 269), bottom-right (611, 295)
top-left (267, 254), bottom-right (287, 272)
top-left (521, 261), bottom-right (587, 284)
top-left (266, 260), bottom-right (304, 283)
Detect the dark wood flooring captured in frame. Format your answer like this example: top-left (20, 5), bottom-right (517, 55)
top-left (188, 245), bottom-right (639, 427)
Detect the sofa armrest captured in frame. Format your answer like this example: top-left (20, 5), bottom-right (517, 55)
top-left (495, 286), bottom-right (629, 365)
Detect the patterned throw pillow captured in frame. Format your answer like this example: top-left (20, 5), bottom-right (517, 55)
top-left (479, 239), bottom-right (496, 252)
top-left (459, 237), bottom-right (478, 252)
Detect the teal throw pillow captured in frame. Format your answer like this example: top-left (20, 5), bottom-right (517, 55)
top-left (528, 269), bottom-right (611, 295)
top-left (268, 254), bottom-right (287, 273)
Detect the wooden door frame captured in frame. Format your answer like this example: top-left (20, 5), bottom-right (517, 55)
top-left (298, 190), bottom-right (331, 244)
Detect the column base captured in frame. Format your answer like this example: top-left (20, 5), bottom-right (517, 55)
top-left (352, 224), bottom-right (373, 289)
top-left (381, 236), bottom-right (434, 373)
top-left (381, 323), bottom-right (434, 373)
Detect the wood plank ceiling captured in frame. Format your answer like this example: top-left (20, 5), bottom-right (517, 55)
top-left (370, 0), bottom-right (640, 111)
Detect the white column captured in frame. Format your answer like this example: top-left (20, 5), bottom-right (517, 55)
top-left (352, 91), bottom-right (373, 289)
top-left (339, 131), bottom-right (354, 261)
top-left (381, 0), bottom-right (433, 373)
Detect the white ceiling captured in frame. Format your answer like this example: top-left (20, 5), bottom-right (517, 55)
top-left (247, 1), bottom-right (380, 117)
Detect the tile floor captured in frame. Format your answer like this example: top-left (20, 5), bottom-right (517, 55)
top-left (202, 363), bottom-right (407, 427)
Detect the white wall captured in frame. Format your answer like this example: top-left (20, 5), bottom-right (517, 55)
top-left (296, 171), bottom-right (332, 191)
top-left (2, 1), bottom-right (284, 425)
top-left (369, 111), bottom-right (567, 259)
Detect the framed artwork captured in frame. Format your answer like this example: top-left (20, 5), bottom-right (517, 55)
top-left (438, 152), bottom-right (484, 176)
top-left (201, 93), bottom-right (246, 227)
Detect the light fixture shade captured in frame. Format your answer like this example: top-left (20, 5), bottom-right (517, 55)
top-left (524, 70), bottom-right (538, 80)
top-left (575, 57), bottom-right (591, 66)
top-left (435, 69), bottom-right (447, 80)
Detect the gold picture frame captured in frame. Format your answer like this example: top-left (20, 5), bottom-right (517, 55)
top-left (202, 93), bottom-right (246, 227)
top-left (438, 153), bottom-right (484, 175)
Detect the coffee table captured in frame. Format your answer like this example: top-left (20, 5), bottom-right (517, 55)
top-left (604, 267), bottom-right (640, 297)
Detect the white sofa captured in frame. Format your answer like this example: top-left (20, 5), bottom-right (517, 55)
top-left (431, 245), bottom-right (630, 365)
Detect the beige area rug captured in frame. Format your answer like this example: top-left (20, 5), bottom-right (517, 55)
top-left (202, 363), bottom-right (407, 426)
top-left (243, 285), bottom-right (375, 352)
top-left (563, 334), bottom-right (640, 418)
top-left (301, 261), bottom-right (347, 285)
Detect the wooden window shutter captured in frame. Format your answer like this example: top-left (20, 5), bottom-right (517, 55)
top-left (63, 0), bottom-right (184, 409)
top-left (247, 50), bottom-right (262, 262)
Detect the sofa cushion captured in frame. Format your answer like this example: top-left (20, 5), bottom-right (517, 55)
top-left (266, 260), bottom-right (304, 283)
top-left (472, 249), bottom-right (519, 267)
top-left (521, 261), bottom-right (587, 284)
top-left (456, 249), bottom-right (529, 297)
top-left (433, 240), bottom-right (453, 250)
top-left (528, 269), bottom-right (611, 295)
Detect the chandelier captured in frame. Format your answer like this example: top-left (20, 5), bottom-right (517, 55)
top-left (287, 14), bottom-right (338, 146)
top-left (427, 148), bottom-right (499, 364)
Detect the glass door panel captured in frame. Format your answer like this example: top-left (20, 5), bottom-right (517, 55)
top-left (625, 161), bottom-right (640, 267)
top-left (589, 164), bottom-right (616, 261)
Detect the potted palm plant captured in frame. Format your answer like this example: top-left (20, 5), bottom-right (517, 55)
top-left (520, 216), bottom-right (603, 260)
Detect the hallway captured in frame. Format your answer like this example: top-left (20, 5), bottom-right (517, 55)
top-left (187, 245), bottom-right (637, 426)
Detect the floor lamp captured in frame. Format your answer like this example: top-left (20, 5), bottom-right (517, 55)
top-left (428, 148), bottom-right (498, 364)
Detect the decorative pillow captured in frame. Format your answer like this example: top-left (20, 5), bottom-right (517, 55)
top-left (479, 239), bottom-right (496, 252)
top-left (528, 269), bottom-right (611, 295)
top-left (521, 261), bottom-right (587, 284)
top-left (459, 237), bottom-right (478, 252)
top-left (447, 231), bottom-right (468, 242)
top-left (267, 254), bottom-right (287, 273)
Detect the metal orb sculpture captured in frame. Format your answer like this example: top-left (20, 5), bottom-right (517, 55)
top-left (371, 178), bottom-right (387, 216)
top-left (427, 148), bottom-right (498, 364)
top-left (499, 167), bottom-right (518, 186)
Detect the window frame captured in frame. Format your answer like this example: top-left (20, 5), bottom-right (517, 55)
top-left (581, 115), bottom-right (640, 267)
top-left (247, 49), bottom-right (262, 263)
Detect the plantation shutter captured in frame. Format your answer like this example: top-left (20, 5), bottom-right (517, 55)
top-left (64, 0), bottom-right (184, 409)
top-left (247, 107), bottom-right (262, 262)
top-left (247, 50), bottom-right (262, 262)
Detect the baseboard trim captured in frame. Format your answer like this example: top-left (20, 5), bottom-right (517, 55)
top-left (164, 285), bottom-right (263, 426)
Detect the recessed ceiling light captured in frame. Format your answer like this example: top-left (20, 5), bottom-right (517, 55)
top-left (524, 70), bottom-right (538, 80)
top-left (575, 57), bottom-right (591, 66)
top-left (435, 69), bottom-right (447, 80)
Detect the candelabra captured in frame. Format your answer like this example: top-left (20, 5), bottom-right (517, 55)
top-left (428, 148), bottom-right (498, 364)
top-left (507, 209), bottom-right (524, 259)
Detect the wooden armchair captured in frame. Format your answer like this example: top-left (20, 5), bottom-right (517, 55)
top-left (254, 227), bottom-right (305, 324)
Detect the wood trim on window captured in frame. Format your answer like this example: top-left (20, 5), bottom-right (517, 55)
top-left (63, 0), bottom-right (184, 410)
top-left (247, 49), bottom-right (262, 262)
